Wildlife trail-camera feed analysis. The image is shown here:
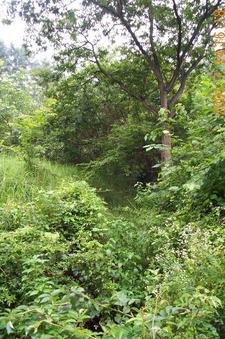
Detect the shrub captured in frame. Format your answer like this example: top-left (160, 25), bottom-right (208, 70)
top-left (0, 227), bottom-right (65, 307)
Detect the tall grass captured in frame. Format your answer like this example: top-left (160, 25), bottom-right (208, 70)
top-left (0, 156), bottom-right (79, 203)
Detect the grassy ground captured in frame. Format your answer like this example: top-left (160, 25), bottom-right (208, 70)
top-left (0, 156), bottom-right (135, 217)
top-left (0, 156), bottom-right (79, 204)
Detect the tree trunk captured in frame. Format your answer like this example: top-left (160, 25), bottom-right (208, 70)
top-left (160, 91), bottom-right (172, 163)
top-left (161, 132), bottom-right (172, 163)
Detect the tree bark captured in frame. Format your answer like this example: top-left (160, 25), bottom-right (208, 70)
top-left (160, 91), bottom-right (172, 163)
top-left (161, 132), bottom-right (172, 163)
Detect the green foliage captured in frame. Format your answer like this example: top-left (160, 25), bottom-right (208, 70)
top-left (85, 118), bottom-right (158, 204)
top-left (137, 76), bottom-right (225, 217)
top-left (0, 285), bottom-right (96, 338)
top-left (31, 180), bottom-right (107, 238)
top-left (27, 62), bottom-right (159, 202)
top-left (0, 65), bottom-right (46, 171)
top-left (16, 98), bottom-right (56, 168)
top-left (0, 162), bottom-right (113, 336)
top-left (0, 69), bottom-right (38, 148)
top-left (0, 156), bottom-right (79, 203)
top-left (0, 227), bottom-right (65, 307)
top-left (0, 7), bottom-right (225, 336)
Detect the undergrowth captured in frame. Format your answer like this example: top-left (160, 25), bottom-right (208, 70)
top-left (0, 86), bottom-right (224, 337)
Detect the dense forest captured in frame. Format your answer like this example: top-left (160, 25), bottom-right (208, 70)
top-left (0, 1), bottom-right (225, 338)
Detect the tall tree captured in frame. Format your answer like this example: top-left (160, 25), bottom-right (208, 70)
top-left (6, 0), bottom-right (224, 162)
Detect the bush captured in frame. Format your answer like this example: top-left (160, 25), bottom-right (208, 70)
top-left (32, 180), bottom-right (107, 240)
top-left (0, 227), bottom-right (65, 307)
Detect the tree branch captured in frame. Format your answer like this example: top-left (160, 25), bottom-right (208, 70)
top-left (167, 0), bottom-right (222, 93)
top-left (166, 0), bottom-right (182, 93)
top-left (89, 0), bottom-right (163, 83)
top-left (148, 11), bottom-right (164, 85)
top-left (181, 0), bottom-right (222, 60)
top-left (172, 0), bottom-right (182, 65)
top-left (169, 54), bottom-right (204, 110)
top-left (87, 42), bottom-right (156, 114)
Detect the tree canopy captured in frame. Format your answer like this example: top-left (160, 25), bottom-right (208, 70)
top-left (6, 0), bottom-right (224, 161)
